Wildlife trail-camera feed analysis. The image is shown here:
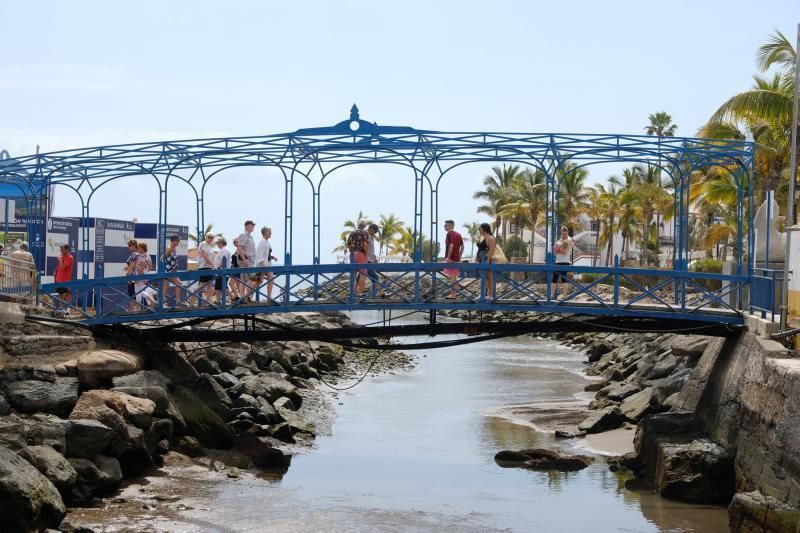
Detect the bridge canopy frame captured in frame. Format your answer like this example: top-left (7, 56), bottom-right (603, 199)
top-left (0, 105), bottom-right (760, 326)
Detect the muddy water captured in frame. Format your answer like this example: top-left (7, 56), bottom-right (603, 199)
top-left (82, 313), bottom-right (730, 532)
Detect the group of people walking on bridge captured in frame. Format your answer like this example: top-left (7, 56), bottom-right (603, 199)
top-left (344, 219), bottom-right (574, 300)
top-left (118, 219), bottom-right (279, 310)
top-left (345, 218), bottom-right (468, 299)
top-left (44, 215), bottom-right (576, 314)
top-left (195, 220), bottom-right (278, 306)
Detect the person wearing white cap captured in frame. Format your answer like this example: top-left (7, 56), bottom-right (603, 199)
top-left (237, 220), bottom-right (257, 301)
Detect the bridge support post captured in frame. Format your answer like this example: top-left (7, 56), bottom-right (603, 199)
top-left (312, 188), bottom-right (321, 265)
top-left (413, 170), bottom-right (424, 262)
top-left (285, 172), bottom-right (293, 266)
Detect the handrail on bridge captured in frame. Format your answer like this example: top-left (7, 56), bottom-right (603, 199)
top-left (38, 261), bottom-right (749, 326)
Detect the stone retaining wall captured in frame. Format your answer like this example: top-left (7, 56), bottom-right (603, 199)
top-left (652, 330), bottom-right (800, 530)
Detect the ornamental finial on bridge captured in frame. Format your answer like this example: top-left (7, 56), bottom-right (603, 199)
top-left (350, 104), bottom-right (360, 121)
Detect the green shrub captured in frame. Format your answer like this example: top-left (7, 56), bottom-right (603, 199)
top-left (580, 273), bottom-right (605, 284)
top-left (690, 258), bottom-right (722, 274)
top-left (690, 258), bottom-right (722, 291)
top-left (421, 237), bottom-right (440, 262)
top-left (503, 236), bottom-right (529, 259)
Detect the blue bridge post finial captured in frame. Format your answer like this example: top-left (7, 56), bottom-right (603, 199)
top-left (350, 104), bottom-right (360, 121)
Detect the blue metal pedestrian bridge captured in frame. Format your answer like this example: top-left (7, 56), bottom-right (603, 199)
top-left (0, 106), bottom-right (763, 333)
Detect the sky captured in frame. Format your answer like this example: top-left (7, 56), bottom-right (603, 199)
top-left (0, 0), bottom-right (797, 263)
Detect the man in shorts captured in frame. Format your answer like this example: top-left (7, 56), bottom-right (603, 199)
top-left (213, 237), bottom-right (232, 305)
top-left (366, 223), bottom-right (383, 297)
top-left (256, 226), bottom-right (278, 301)
top-left (237, 220), bottom-right (257, 302)
top-left (162, 234), bottom-right (184, 307)
top-left (197, 232), bottom-right (216, 306)
top-left (346, 220), bottom-right (370, 296)
top-left (124, 239), bottom-right (139, 310)
top-left (443, 220), bottom-right (464, 299)
top-left (54, 244), bottom-right (74, 316)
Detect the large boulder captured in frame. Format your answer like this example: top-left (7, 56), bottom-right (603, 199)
top-left (647, 354), bottom-right (679, 380)
top-left (171, 386), bottom-right (233, 449)
top-left (233, 434), bottom-right (291, 469)
top-left (242, 373), bottom-right (302, 408)
top-left (111, 386), bottom-right (170, 413)
top-left (145, 418), bottom-right (173, 456)
top-left (729, 491), bottom-right (800, 532)
top-left (65, 419), bottom-right (113, 459)
top-left (670, 336), bottom-right (710, 358)
top-left (0, 446), bottom-right (65, 530)
top-left (68, 456), bottom-right (122, 505)
top-left (587, 340), bottom-right (614, 362)
top-left (112, 369), bottom-right (171, 389)
top-left (604, 382), bottom-right (641, 402)
top-left (0, 416), bottom-right (27, 450)
top-left (77, 349), bottom-right (144, 388)
top-left (655, 438), bottom-right (734, 503)
top-left (195, 374), bottom-right (233, 420)
top-left (577, 406), bottom-right (625, 434)
top-left (494, 448), bottom-right (594, 471)
top-left (69, 394), bottom-right (130, 457)
top-left (18, 445), bottom-right (78, 494)
top-left (118, 424), bottom-right (152, 477)
top-left (71, 389), bottom-right (155, 430)
top-left (5, 378), bottom-right (79, 416)
top-left (205, 347), bottom-right (240, 372)
top-left (274, 405), bottom-right (316, 436)
top-left (621, 387), bottom-right (654, 422)
top-left (0, 392), bottom-right (10, 415)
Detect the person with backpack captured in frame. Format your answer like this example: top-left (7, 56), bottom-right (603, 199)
top-left (346, 220), bottom-right (370, 296)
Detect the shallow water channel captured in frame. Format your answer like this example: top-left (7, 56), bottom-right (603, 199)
top-left (94, 312), bottom-right (730, 532)
top-left (170, 312), bottom-right (730, 532)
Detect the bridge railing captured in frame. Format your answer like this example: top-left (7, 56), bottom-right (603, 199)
top-left (38, 262), bottom-right (749, 325)
top-left (749, 267), bottom-right (783, 322)
top-left (0, 256), bottom-right (37, 301)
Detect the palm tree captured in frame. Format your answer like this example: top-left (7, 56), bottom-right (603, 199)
top-left (499, 168), bottom-right (546, 239)
top-left (392, 226), bottom-right (416, 258)
top-left (595, 181), bottom-right (625, 266)
top-left (556, 161), bottom-right (590, 228)
top-left (625, 164), bottom-right (673, 264)
top-left (702, 29), bottom-right (797, 205)
top-left (473, 164), bottom-right (524, 239)
top-left (377, 214), bottom-right (404, 256)
top-left (645, 112), bottom-right (678, 137)
top-left (188, 223), bottom-right (221, 244)
top-left (462, 222), bottom-right (481, 258)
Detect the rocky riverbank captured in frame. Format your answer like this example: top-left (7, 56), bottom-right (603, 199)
top-left (459, 308), bottom-right (800, 531)
top-left (0, 306), bottom-right (414, 531)
top-left (486, 319), bottom-right (716, 482)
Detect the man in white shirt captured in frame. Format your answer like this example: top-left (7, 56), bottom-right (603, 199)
top-left (197, 233), bottom-right (216, 305)
top-left (213, 237), bottom-right (232, 305)
top-left (237, 220), bottom-right (257, 301)
top-left (256, 226), bottom-right (277, 300)
top-left (553, 226), bottom-right (574, 299)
